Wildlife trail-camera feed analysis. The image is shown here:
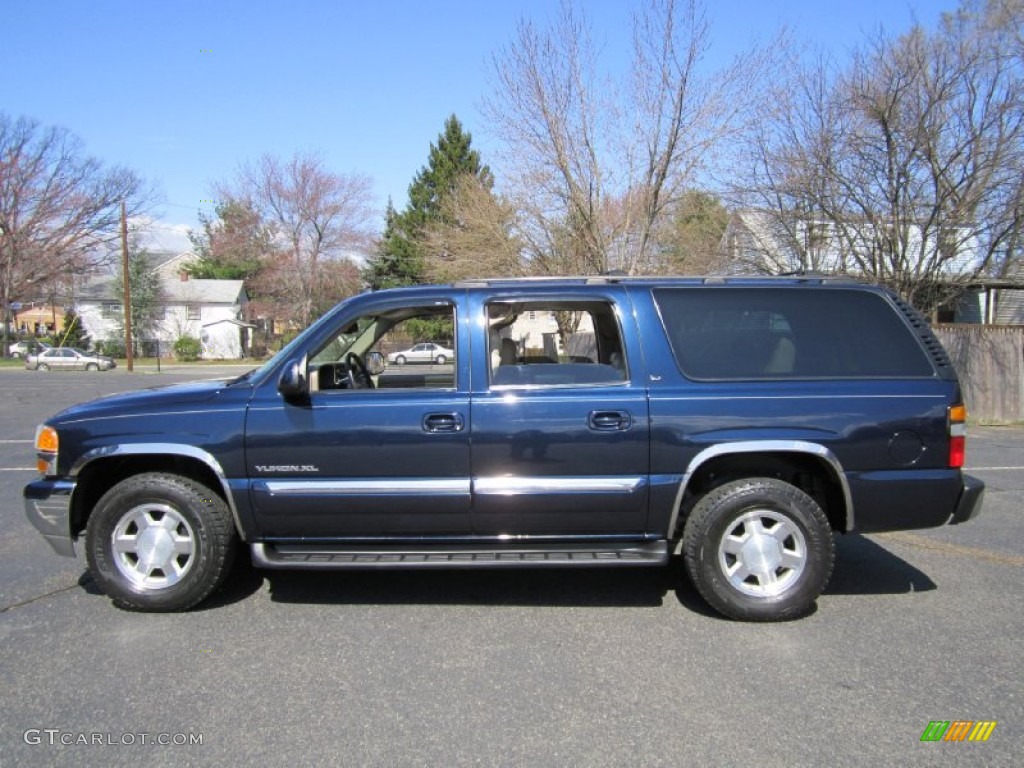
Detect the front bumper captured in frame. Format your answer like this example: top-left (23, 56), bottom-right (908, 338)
top-left (949, 474), bottom-right (985, 525)
top-left (24, 478), bottom-right (77, 557)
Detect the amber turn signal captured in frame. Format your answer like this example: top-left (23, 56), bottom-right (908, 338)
top-left (35, 425), bottom-right (59, 453)
top-left (34, 425), bottom-right (59, 476)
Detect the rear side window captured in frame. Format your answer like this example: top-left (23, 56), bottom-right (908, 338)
top-left (486, 300), bottom-right (628, 387)
top-left (653, 288), bottom-right (936, 380)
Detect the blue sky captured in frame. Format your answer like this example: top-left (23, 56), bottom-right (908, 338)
top-left (4, 0), bottom-right (959, 252)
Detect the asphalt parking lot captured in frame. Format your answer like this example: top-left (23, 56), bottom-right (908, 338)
top-left (0, 368), bottom-right (1021, 767)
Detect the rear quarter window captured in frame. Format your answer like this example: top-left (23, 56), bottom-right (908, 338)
top-left (653, 287), bottom-right (936, 380)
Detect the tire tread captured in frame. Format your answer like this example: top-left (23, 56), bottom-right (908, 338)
top-left (85, 472), bottom-right (237, 612)
top-left (682, 477), bottom-right (834, 622)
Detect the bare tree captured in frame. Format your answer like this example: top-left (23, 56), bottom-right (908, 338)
top-left (485, 0), bottom-right (773, 276)
top-left (0, 113), bottom-right (151, 354)
top-left (730, 0), bottom-right (1024, 311)
top-left (219, 153), bottom-right (375, 327)
top-left (420, 174), bottom-right (523, 282)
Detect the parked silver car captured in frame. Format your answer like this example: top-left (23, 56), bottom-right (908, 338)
top-left (386, 342), bottom-right (454, 366)
top-left (8, 340), bottom-right (51, 358)
top-left (25, 347), bottom-right (116, 372)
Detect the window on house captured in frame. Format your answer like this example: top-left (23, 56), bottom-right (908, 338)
top-left (186, 305), bottom-right (201, 321)
top-left (101, 302), bottom-right (122, 319)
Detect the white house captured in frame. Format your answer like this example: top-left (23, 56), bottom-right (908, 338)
top-left (75, 251), bottom-right (252, 359)
top-left (720, 210), bottom-right (1006, 322)
top-left (492, 309), bottom-right (597, 360)
top-left (722, 210), bottom-right (983, 277)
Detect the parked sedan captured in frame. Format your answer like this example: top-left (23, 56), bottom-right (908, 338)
top-left (25, 348), bottom-right (116, 372)
top-left (8, 340), bottom-right (51, 358)
top-left (386, 342), bottom-right (454, 366)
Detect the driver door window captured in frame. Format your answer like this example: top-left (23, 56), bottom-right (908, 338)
top-left (309, 305), bottom-right (456, 392)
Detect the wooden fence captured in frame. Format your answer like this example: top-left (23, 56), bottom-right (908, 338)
top-left (933, 325), bottom-right (1024, 424)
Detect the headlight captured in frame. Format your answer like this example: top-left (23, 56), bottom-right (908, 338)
top-left (34, 424), bottom-right (59, 476)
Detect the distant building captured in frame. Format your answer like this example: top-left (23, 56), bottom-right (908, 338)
top-left (720, 210), bottom-right (1024, 324)
top-left (722, 210), bottom-right (983, 277)
top-left (75, 251), bottom-right (253, 358)
top-left (14, 304), bottom-right (66, 337)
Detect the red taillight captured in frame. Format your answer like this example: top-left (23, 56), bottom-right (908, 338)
top-left (949, 404), bottom-right (966, 468)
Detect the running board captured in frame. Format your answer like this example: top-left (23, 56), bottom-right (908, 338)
top-left (251, 540), bottom-right (669, 570)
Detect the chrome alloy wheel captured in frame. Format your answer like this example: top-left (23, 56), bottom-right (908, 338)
top-left (111, 504), bottom-right (196, 590)
top-left (718, 509), bottom-right (807, 597)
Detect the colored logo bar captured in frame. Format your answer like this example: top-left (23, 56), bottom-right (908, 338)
top-left (920, 721), bottom-right (997, 742)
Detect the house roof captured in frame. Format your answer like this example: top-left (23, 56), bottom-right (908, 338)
top-left (202, 318), bottom-right (257, 329)
top-left (152, 251), bottom-right (200, 280)
top-left (76, 274), bottom-right (245, 304)
top-left (164, 279), bottom-right (246, 304)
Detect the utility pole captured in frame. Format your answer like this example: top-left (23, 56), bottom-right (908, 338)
top-left (121, 201), bottom-right (133, 372)
top-left (0, 225), bottom-right (9, 358)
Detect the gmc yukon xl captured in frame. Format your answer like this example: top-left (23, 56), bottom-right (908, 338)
top-left (25, 277), bottom-right (984, 620)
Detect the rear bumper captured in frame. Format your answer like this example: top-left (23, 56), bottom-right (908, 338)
top-left (24, 478), bottom-right (77, 557)
top-left (949, 474), bottom-right (985, 525)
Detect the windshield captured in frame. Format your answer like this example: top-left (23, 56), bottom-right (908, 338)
top-left (310, 316), bottom-right (379, 364)
top-left (244, 305), bottom-right (349, 385)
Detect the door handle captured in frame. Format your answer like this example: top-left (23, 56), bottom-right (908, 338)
top-left (423, 412), bottom-right (465, 433)
top-left (588, 410), bottom-right (632, 431)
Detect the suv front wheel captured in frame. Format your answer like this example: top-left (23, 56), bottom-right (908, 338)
top-left (682, 477), bottom-right (834, 622)
top-left (85, 472), bottom-right (237, 611)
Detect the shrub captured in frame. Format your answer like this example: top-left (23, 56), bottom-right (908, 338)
top-left (95, 340), bottom-right (126, 358)
top-left (173, 335), bottom-right (202, 361)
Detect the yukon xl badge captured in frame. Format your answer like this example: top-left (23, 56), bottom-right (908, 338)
top-left (254, 465), bottom-right (320, 473)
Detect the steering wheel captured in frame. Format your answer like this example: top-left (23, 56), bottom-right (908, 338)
top-left (344, 352), bottom-right (374, 389)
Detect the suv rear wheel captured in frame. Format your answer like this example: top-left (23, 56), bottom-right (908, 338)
top-left (682, 477), bottom-right (834, 621)
top-left (85, 472), bottom-right (237, 611)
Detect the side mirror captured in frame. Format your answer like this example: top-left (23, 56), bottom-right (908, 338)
top-left (366, 351), bottom-right (385, 375)
top-left (277, 356), bottom-right (309, 400)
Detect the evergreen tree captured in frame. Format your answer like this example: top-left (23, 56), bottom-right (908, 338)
top-left (55, 308), bottom-right (91, 350)
top-left (187, 199), bottom-right (271, 280)
top-left (362, 200), bottom-right (424, 289)
top-left (112, 241), bottom-right (165, 351)
top-left (662, 190), bottom-right (729, 273)
top-left (363, 115), bottom-right (493, 288)
top-left (406, 114), bottom-right (492, 229)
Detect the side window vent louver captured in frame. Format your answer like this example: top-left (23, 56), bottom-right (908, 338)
top-left (890, 294), bottom-right (953, 370)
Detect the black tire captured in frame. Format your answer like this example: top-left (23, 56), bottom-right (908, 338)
top-left (435, 354), bottom-right (446, 365)
top-left (85, 472), bottom-right (237, 612)
top-left (37, 363), bottom-right (49, 371)
top-left (12, 351), bottom-right (22, 359)
top-left (682, 477), bottom-right (834, 622)
top-left (85, 363), bottom-right (99, 371)
top-left (395, 355), bottom-right (406, 366)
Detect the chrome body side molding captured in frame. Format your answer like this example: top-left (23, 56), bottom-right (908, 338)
top-left (473, 476), bottom-right (644, 496)
top-left (261, 478), bottom-right (471, 496)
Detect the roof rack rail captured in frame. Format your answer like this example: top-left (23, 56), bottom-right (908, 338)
top-left (452, 273), bottom-right (872, 288)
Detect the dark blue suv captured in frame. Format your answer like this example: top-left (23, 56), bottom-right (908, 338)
top-left (25, 277), bottom-right (984, 620)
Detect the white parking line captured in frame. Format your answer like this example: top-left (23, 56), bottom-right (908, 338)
top-left (0, 440), bottom-right (32, 444)
top-left (0, 468), bottom-right (34, 471)
top-left (965, 466), bottom-right (1024, 471)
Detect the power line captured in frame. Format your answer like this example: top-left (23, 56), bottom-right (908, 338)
top-left (157, 201), bottom-right (217, 211)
